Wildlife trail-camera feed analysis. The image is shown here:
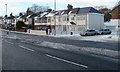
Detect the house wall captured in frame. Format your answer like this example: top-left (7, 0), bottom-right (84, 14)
top-left (51, 14), bottom-right (86, 35)
top-left (17, 18), bottom-right (25, 22)
top-left (0, 19), bottom-right (3, 24)
top-left (111, 5), bottom-right (120, 19)
top-left (50, 17), bottom-right (55, 25)
top-left (76, 14), bottom-right (87, 26)
top-left (55, 14), bottom-right (77, 25)
top-left (87, 13), bottom-right (104, 30)
top-left (69, 14), bottom-right (76, 23)
top-left (61, 15), bottom-right (69, 25)
top-left (2, 19), bottom-right (14, 25)
top-left (28, 18), bottom-right (33, 25)
top-left (34, 12), bottom-right (104, 35)
top-left (54, 25), bottom-right (85, 35)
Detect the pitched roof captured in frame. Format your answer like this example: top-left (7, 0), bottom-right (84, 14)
top-left (35, 6), bottom-right (102, 17)
top-left (111, 4), bottom-right (120, 12)
top-left (6, 16), bottom-right (15, 19)
top-left (77, 7), bottom-right (102, 14)
top-left (29, 14), bottom-right (37, 18)
top-left (26, 14), bottom-right (37, 18)
top-left (57, 8), bottom-right (80, 15)
top-left (56, 7), bottom-right (102, 15)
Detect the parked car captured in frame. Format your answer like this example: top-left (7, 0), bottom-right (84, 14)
top-left (80, 30), bottom-right (97, 36)
top-left (98, 29), bottom-right (112, 34)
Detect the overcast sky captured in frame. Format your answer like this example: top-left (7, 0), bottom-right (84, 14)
top-left (0, 0), bottom-right (119, 16)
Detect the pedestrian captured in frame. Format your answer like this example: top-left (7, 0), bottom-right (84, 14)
top-left (46, 28), bottom-right (48, 35)
top-left (7, 31), bottom-right (9, 35)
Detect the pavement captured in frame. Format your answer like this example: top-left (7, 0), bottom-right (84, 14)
top-left (2, 38), bottom-right (119, 70)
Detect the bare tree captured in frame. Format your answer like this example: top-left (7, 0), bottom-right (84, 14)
top-left (28, 4), bottom-right (50, 13)
top-left (95, 5), bottom-right (107, 10)
top-left (95, 5), bottom-right (112, 22)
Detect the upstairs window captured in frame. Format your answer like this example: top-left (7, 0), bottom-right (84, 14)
top-left (63, 17), bottom-right (66, 21)
top-left (71, 17), bottom-right (74, 20)
top-left (77, 16), bottom-right (85, 20)
top-left (67, 16), bottom-right (69, 21)
top-left (48, 18), bottom-right (51, 22)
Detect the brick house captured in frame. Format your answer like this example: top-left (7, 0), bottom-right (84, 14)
top-left (110, 4), bottom-right (120, 28)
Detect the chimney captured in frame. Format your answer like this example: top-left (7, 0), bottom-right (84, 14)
top-left (47, 9), bottom-right (52, 13)
top-left (67, 4), bottom-right (73, 10)
top-left (28, 11), bottom-right (33, 15)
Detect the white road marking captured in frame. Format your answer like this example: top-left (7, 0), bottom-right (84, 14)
top-left (46, 54), bottom-right (88, 69)
top-left (19, 45), bottom-right (35, 52)
top-left (5, 41), bottom-right (14, 44)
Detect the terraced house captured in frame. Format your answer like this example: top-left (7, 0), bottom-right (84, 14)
top-left (3, 4), bottom-right (104, 35)
top-left (34, 4), bottom-right (104, 35)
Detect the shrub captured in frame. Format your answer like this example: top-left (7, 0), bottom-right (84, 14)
top-left (16, 21), bottom-right (26, 30)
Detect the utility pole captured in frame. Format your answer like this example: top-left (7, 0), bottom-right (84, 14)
top-left (54, 0), bottom-right (56, 11)
top-left (5, 4), bottom-right (9, 34)
top-left (5, 4), bottom-right (7, 15)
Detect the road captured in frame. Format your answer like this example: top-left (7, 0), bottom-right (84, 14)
top-left (2, 38), bottom-right (118, 70)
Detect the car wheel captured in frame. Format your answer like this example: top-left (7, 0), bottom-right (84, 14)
top-left (80, 34), bottom-right (83, 36)
top-left (108, 32), bottom-right (111, 34)
top-left (94, 33), bottom-right (97, 35)
top-left (101, 32), bottom-right (103, 35)
top-left (97, 33), bottom-right (100, 35)
top-left (85, 33), bottom-right (88, 36)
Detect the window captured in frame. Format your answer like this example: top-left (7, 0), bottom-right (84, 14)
top-left (67, 17), bottom-right (69, 21)
top-left (12, 19), bottom-right (15, 23)
top-left (63, 25), bottom-right (66, 31)
top-left (51, 19), bottom-right (54, 22)
top-left (58, 17), bottom-right (61, 22)
top-left (77, 16), bottom-right (85, 20)
top-left (71, 17), bottom-right (74, 20)
top-left (48, 18), bottom-right (51, 22)
top-left (63, 17), bottom-right (66, 21)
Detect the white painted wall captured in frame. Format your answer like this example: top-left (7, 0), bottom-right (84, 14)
top-left (34, 13), bottom-right (104, 35)
top-left (0, 19), bottom-right (3, 24)
top-left (28, 18), bottom-right (33, 25)
top-left (76, 14), bottom-right (87, 26)
top-left (87, 13), bottom-right (104, 30)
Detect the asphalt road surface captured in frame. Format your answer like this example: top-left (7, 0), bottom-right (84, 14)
top-left (2, 38), bottom-right (119, 70)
